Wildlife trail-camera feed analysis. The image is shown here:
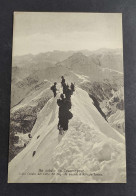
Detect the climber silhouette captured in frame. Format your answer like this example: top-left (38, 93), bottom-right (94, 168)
top-left (70, 82), bottom-right (75, 94)
top-left (50, 82), bottom-right (57, 97)
top-left (65, 84), bottom-right (72, 100)
top-left (61, 76), bottom-right (65, 87)
top-left (55, 77), bottom-right (75, 135)
top-left (57, 93), bottom-right (73, 135)
top-left (62, 82), bottom-right (67, 95)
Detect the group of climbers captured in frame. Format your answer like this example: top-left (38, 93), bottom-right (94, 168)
top-left (61, 76), bottom-right (75, 97)
top-left (50, 76), bottom-right (75, 135)
top-left (50, 76), bottom-right (108, 135)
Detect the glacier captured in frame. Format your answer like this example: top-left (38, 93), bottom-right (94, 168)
top-left (8, 87), bottom-right (126, 183)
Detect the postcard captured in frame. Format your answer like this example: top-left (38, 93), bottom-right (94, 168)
top-left (8, 12), bottom-right (126, 183)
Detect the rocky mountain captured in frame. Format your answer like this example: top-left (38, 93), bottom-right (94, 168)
top-left (11, 66), bottom-right (31, 84)
top-left (12, 50), bottom-right (74, 69)
top-left (8, 88), bottom-right (126, 183)
top-left (9, 81), bottom-right (53, 161)
top-left (56, 52), bottom-right (100, 77)
top-left (11, 51), bottom-right (123, 107)
top-left (88, 48), bottom-right (123, 72)
top-left (11, 71), bottom-right (51, 107)
top-left (12, 48), bottom-right (123, 71)
top-left (104, 87), bottom-right (125, 135)
top-left (9, 48), bottom-right (125, 167)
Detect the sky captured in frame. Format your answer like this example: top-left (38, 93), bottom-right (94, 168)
top-left (13, 12), bottom-right (123, 56)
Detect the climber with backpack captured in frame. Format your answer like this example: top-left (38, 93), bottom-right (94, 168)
top-left (57, 93), bottom-right (73, 134)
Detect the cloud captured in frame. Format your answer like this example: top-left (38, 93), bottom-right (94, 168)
top-left (13, 13), bottom-right (123, 56)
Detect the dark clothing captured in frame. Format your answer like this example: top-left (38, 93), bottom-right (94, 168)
top-left (57, 97), bottom-right (73, 131)
top-left (56, 80), bottom-right (75, 133)
top-left (58, 116), bottom-right (68, 131)
top-left (61, 78), bottom-right (65, 87)
top-left (71, 83), bottom-right (75, 94)
top-left (61, 78), bottom-right (65, 84)
top-left (65, 99), bottom-right (72, 110)
top-left (62, 83), bottom-right (67, 94)
top-left (53, 91), bottom-right (56, 97)
top-left (51, 84), bottom-right (57, 97)
top-left (67, 111), bottom-right (73, 120)
top-left (65, 88), bottom-right (72, 100)
top-left (57, 98), bottom-right (71, 112)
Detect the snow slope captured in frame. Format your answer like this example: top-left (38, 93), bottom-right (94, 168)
top-left (8, 87), bottom-right (126, 183)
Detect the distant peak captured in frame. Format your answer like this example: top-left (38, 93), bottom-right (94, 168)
top-left (68, 52), bottom-right (86, 59)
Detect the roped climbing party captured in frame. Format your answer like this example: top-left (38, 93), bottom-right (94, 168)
top-left (51, 76), bottom-right (75, 135)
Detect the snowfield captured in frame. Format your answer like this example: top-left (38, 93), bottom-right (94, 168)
top-left (8, 87), bottom-right (126, 183)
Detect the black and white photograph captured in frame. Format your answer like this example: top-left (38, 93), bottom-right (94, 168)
top-left (8, 12), bottom-right (126, 183)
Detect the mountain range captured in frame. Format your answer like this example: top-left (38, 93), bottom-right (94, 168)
top-left (9, 48), bottom-right (125, 181)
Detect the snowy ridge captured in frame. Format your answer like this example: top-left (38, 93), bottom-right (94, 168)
top-left (8, 87), bottom-right (126, 183)
top-left (102, 67), bottom-right (123, 75)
